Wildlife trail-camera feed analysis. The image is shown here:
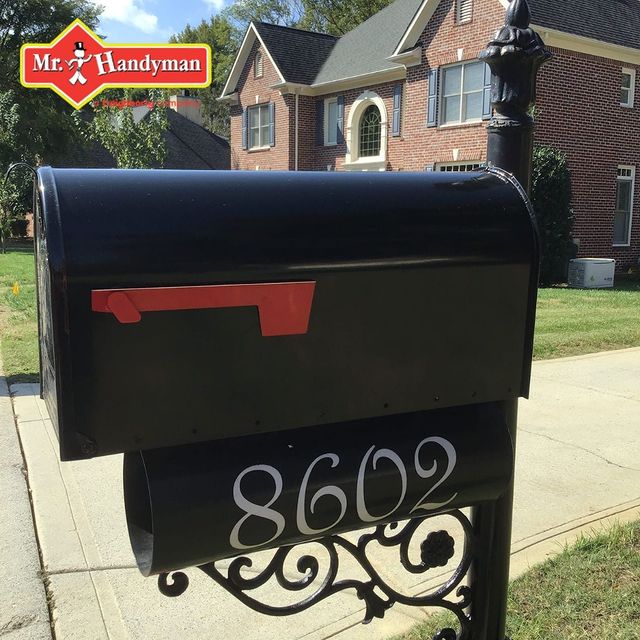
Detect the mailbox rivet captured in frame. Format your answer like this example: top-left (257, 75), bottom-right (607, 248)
top-left (434, 396), bottom-right (440, 402)
top-left (76, 433), bottom-right (97, 456)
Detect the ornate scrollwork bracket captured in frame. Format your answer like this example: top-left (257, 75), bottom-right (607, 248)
top-left (158, 510), bottom-right (475, 640)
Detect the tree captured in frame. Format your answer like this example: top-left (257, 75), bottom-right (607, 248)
top-left (75, 90), bottom-right (169, 169)
top-left (299, 0), bottom-right (393, 35)
top-left (225, 0), bottom-right (303, 28)
top-left (223, 0), bottom-right (392, 36)
top-left (531, 146), bottom-right (575, 286)
top-left (0, 91), bottom-right (25, 252)
top-left (0, 0), bottom-right (102, 166)
top-left (170, 16), bottom-right (238, 138)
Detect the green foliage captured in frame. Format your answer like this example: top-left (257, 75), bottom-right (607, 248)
top-left (0, 0), bottom-right (101, 166)
top-left (223, 0), bottom-right (392, 35)
top-left (0, 91), bottom-right (30, 251)
top-left (531, 146), bottom-right (575, 286)
top-left (170, 16), bottom-right (239, 138)
top-left (225, 0), bottom-right (302, 28)
top-left (75, 90), bottom-right (169, 169)
top-left (299, 0), bottom-right (393, 35)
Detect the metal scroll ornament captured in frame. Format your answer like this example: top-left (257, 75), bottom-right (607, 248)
top-left (159, 510), bottom-right (475, 640)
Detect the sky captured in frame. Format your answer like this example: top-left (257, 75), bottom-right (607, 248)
top-left (95, 0), bottom-right (231, 43)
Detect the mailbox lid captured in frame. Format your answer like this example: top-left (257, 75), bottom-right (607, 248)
top-left (36, 167), bottom-right (538, 460)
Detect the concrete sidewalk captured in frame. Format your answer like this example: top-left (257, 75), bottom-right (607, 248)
top-left (6, 348), bottom-right (640, 640)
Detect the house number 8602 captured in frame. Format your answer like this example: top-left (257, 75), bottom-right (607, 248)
top-left (229, 437), bottom-right (458, 551)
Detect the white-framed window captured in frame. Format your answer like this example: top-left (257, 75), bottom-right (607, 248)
top-left (621, 68), bottom-right (635, 107)
top-left (254, 51), bottom-right (263, 78)
top-left (437, 161), bottom-right (482, 172)
top-left (457, 0), bottom-right (473, 24)
top-left (325, 98), bottom-right (338, 145)
top-left (614, 166), bottom-right (635, 246)
top-left (441, 61), bottom-right (484, 124)
top-left (248, 103), bottom-right (270, 149)
top-left (359, 105), bottom-right (382, 157)
top-left (344, 90), bottom-right (388, 171)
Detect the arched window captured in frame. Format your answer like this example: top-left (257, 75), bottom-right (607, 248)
top-left (345, 90), bottom-right (388, 171)
top-left (359, 105), bottom-right (381, 157)
top-left (254, 51), bottom-right (263, 78)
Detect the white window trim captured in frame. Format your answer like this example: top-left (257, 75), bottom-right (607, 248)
top-left (247, 103), bottom-right (270, 151)
top-left (457, 0), bottom-right (473, 24)
top-left (324, 97), bottom-right (338, 146)
top-left (613, 165), bottom-right (635, 247)
top-left (621, 68), bottom-right (635, 108)
top-left (439, 60), bottom-right (484, 127)
top-left (344, 91), bottom-right (388, 171)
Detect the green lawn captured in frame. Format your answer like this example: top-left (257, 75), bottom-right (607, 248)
top-left (534, 280), bottom-right (640, 360)
top-left (1, 248), bottom-right (640, 381)
top-left (0, 248), bottom-right (39, 382)
top-left (394, 520), bottom-right (640, 640)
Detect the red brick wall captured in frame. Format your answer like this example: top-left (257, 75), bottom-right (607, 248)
top-left (535, 48), bottom-right (640, 268)
top-left (399, 0), bottom-right (503, 169)
top-left (228, 0), bottom-right (640, 267)
top-left (231, 39), bottom-right (292, 170)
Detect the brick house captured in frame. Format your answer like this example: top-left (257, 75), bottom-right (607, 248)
top-left (220, 0), bottom-right (640, 269)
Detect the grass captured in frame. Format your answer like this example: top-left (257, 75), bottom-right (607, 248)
top-left (0, 247), bottom-right (39, 383)
top-left (1, 248), bottom-right (640, 380)
top-left (394, 520), bottom-right (640, 640)
top-left (534, 278), bottom-right (640, 360)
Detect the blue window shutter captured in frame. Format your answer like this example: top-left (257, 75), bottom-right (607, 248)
top-left (392, 84), bottom-right (402, 136)
top-left (316, 100), bottom-right (324, 145)
top-left (482, 63), bottom-right (492, 120)
top-left (337, 95), bottom-right (345, 144)
top-left (269, 102), bottom-right (275, 146)
top-left (427, 68), bottom-right (439, 127)
top-left (241, 108), bottom-right (248, 150)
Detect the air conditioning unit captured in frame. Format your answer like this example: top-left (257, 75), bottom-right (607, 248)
top-left (568, 258), bottom-right (616, 289)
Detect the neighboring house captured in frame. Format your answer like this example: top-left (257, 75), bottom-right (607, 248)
top-left (53, 95), bottom-right (230, 170)
top-left (220, 0), bottom-right (640, 269)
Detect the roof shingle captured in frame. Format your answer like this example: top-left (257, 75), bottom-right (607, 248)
top-left (528, 0), bottom-right (640, 51)
top-left (253, 22), bottom-right (338, 84)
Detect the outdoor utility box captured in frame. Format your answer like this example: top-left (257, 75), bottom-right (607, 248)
top-left (35, 167), bottom-right (538, 461)
top-left (568, 258), bottom-right (615, 289)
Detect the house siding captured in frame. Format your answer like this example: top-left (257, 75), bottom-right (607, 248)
top-left (227, 0), bottom-right (640, 269)
top-left (534, 47), bottom-right (640, 267)
top-left (231, 39), bottom-right (291, 170)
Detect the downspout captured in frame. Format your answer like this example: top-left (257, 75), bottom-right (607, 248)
top-left (294, 91), bottom-right (299, 171)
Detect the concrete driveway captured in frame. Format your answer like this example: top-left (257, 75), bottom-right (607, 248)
top-left (3, 348), bottom-right (640, 640)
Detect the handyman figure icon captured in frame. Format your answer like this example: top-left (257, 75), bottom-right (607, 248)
top-left (67, 42), bottom-right (92, 85)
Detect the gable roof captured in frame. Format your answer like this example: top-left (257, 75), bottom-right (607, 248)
top-left (313, 0), bottom-right (424, 85)
top-left (222, 0), bottom-right (640, 97)
top-left (527, 0), bottom-right (640, 51)
top-left (51, 109), bottom-right (229, 170)
top-left (253, 22), bottom-right (338, 84)
top-left (164, 109), bottom-right (230, 170)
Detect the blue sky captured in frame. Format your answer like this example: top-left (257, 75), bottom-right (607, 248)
top-left (95, 0), bottom-right (231, 43)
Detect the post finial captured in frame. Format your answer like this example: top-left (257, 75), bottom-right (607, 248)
top-left (505, 0), bottom-right (531, 29)
top-left (479, 0), bottom-right (551, 126)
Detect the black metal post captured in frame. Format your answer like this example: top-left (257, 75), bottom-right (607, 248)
top-left (471, 2), bottom-right (550, 638)
top-left (481, 0), bottom-right (550, 195)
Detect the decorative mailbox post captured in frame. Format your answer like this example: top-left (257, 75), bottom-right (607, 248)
top-left (34, 2), bottom-right (548, 638)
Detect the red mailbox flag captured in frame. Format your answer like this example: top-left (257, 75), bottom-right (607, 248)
top-left (92, 282), bottom-right (317, 337)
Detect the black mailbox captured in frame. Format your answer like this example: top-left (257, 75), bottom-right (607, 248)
top-left (35, 167), bottom-right (537, 461)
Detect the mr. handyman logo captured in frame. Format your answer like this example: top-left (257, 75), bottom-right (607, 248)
top-left (20, 20), bottom-right (211, 109)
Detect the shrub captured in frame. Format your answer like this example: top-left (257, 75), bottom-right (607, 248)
top-left (531, 146), bottom-right (575, 285)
